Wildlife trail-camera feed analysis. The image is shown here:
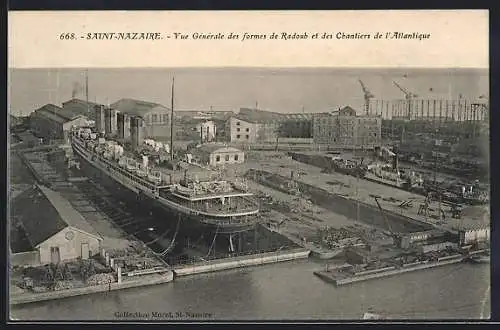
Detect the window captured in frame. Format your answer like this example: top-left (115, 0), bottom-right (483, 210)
top-left (246, 135), bottom-right (249, 139)
top-left (237, 128), bottom-right (240, 132)
top-left (234, 155), bottom-right (239, 161)
top-left (236, 121), bottom-right (241, 126)
top-left (236, 134), bottom-right (241, 139)
top-left (246, 128), bottom-right (249, 132)
top-left (216, 155), bottom-right (220, 162)
top-left (225, 155), bottom-right (230, 161)
top-left (152, 114), bottom-right (158, 123)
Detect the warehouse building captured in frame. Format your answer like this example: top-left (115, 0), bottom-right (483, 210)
top-left (313, 106), bottom-right (381, 149)
top-left (192, 144), bottom-right (245, 167)
top-left (225, 108), bottom-right (313, 143)
top-left (112, 98), bottom-right (171, 140)
top-left (238, 108), bottom-right (313, 138)
top-left (29, 104), bottom-right (89, 144)
top-left (10, 184), bottom-right (103, 266)
top-left (225, 115), bottom-right (270, 143)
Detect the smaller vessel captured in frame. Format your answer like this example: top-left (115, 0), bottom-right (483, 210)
top-left (363, 312), bottom-right (383, 320)
top-left (468, 253), bottom-right (490, 264)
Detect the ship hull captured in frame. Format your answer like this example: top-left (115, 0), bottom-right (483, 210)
top-left (71, 141), bottom-right (257, 235)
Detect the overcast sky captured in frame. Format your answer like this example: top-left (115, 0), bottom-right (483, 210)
top-left (9, 68), bottom-right (488, 116)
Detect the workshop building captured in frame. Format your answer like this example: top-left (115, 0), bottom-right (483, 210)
top-left (225, 108), bottom-right (313, 143)
top-left (112, 98), bottom-right (171, 140)
top-left (62, 98), bottom-right (103, 121)
top-left (313, 106), bottom-right (382, 149)
top-left (29, 104), bottom-right (89, 144)
top-left (10, 184), bottom-right (103, 266)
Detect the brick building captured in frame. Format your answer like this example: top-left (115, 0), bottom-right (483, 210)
top-left (313, 106), bottom-right (381, 149)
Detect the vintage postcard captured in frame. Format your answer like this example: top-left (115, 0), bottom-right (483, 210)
top-left (7, 10), bottom-right (490, 321)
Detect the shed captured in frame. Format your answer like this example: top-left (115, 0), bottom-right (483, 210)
top-left (10, 184), bottom-right (103, 266)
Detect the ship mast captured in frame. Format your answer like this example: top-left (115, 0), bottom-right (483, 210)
top-left (170, 76), bottom-right (175, 161)
top-left (85, 69), bottom-right (89, 116)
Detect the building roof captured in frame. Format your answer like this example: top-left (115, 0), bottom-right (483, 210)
top-left (236, 108), bottom-right (315, 124)
top-left (11, 184), bottom-right (102, 249)
top-left (33, 103), bottom-right (87, 124)
top-left (62, 98), bottom-right (103, 120)
top-left (63, 98), bottom-right (102, 108)
top-left (111, 98), bottom-right (170, 117)
top-left (339, 106), bottom-right (357, 116)
top-left (313, 106), bottom-right (365, 118)
top-left (459, 205), bottom-right (490, 230)
top-left (195, 143), bottom-right (242, 154)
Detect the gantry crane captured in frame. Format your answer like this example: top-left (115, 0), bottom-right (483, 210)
top-left (358, 79), bottom-right (375, 116)
top-left (393, 81), bottom-right (418, 120)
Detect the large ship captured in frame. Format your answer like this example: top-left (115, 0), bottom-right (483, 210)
top-left (70, 75), bottom-right (260, 252)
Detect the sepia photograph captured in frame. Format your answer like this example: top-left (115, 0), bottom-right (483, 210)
top-left (7, 11), bottom-right (491, 322)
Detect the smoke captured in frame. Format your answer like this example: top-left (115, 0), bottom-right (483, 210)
top-left (71, 81), bottom-right (82, 98)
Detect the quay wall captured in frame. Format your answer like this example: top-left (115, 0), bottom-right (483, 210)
top-left (173, 248), bottom-right (310, 277)
top-left (10, 271), bottom-right (174, 306)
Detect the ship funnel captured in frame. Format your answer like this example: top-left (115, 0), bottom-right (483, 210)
top-left (104, 107), bottom-right (117, 136)
top-left (94, 105), bottom-right (105, 134)
top-left (130, 116), bottom-right (145, 150)
top-left (392, 145), bottom-right (399, 171)
top-left (117, 112), bottom-right (125, 139)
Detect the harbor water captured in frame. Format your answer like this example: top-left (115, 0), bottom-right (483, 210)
top-left (11, 259), bottom-right (490, 321)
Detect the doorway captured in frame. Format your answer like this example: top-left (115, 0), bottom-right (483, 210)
top-left (50, 247), bottom-right (61, 264)
top-left (81, 243), bottom-right (90, 259)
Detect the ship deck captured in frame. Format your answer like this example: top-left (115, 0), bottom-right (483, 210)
top-left (72, 136), bottom-right (260, 220)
